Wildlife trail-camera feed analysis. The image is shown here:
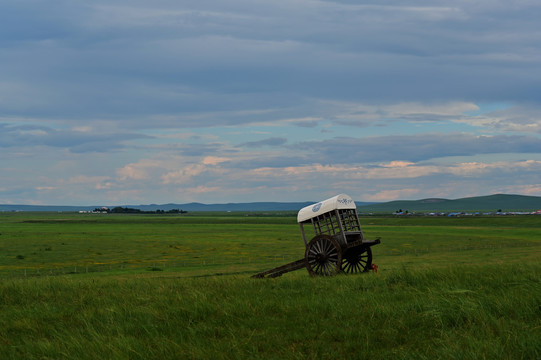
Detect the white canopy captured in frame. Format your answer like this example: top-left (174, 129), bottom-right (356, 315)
top-left (297, 194), bottom-right (356, 223)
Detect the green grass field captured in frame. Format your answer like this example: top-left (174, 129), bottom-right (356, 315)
top-left (1, 212), bottom-right (540, 359)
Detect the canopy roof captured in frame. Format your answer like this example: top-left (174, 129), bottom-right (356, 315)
top-left (297, 194), bottom-right (356, 223)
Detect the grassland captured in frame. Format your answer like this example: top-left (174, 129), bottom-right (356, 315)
top-left (1, 212), bottom-right (540, 359)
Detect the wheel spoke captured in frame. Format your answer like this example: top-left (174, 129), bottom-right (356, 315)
top-left (329, 262), bottom-right (336, 275)
top-left (326, 262), bottom-right (333, 274)
top-left (320, 240), bottom-right (328, 254)
top-left (325, 240), bottom-right (333, 254)
top-left (320, 240), bottom-right (327, 253)
top-left (328, 262), bottom-right (335, 275)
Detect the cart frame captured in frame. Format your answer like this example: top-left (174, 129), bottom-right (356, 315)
top-left (253, 194), bottom-right (380, 278)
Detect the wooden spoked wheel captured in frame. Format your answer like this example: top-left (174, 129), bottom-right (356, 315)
top-left (305, 234), bottom-right (342, 276)
top-left (341, 246), bottom-right (372, 273)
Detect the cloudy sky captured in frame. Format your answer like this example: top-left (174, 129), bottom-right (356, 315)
top-left (1, 0), bottom-right (541, 205)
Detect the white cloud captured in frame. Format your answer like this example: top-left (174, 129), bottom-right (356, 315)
top-left (380, 161), bottom-right (415, 168)
top-left (365, 188), bottom-right (422, 202)
top-left (66, 175), bottom-right (111, 185)
top-left (161, 164), bottom-right (228, 185)
top-left (161, 164), bottom-right (205, 185)
top-left (202, 156), bottom-right (231, 165)
top-left (450, 104), bottom-right (541, 133)
top-left (386, 102), bottom-right (480, 120)
top-left (117, 160), bottom-right (160, 181)
top-left (35, 186), bottom-right (56, 191)
top-left (498, 184), bottom-right (541, 196)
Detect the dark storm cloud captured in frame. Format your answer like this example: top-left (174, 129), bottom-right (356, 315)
top-left (230, 156), bottom-right (309, 170)
top-left (2, 1), bottom-right (540, 124)
top-left (292, 133), bottom-right (541, 163)
top-left (174, 143), bottom-right (238, 157)
top-left (239, 137), bottom-right (287, 148)
top-left (0, 123), bottom-right (149, 152)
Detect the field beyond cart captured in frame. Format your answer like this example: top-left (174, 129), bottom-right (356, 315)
top-left (1, 212), bottom-right (540, 359)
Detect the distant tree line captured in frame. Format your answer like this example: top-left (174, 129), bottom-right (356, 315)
top-left (93, 207), bottom-right (187, 214)
top-left (154, 209), bottom-right (188, 214)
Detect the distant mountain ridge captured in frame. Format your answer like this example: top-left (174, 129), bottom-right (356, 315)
top-left (357, 194), bottom-right (541, 212)
top-left (1, 194), bottom-right (540, 212)
top-left (0, 201), bottom-right (365, 212)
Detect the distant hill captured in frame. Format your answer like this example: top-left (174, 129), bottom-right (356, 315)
top-left (0, 201), bottom-right (375, 213)
top-left (0, 205), bottom-right (94, 212)
top-left (357, 194), bottom-right (541, 213)
top-left (125, 202), bottom-right (322, 212)
top-left (1, 194), bottom-right (539, 213)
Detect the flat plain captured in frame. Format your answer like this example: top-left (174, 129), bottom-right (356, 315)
top-left (1, 212), bottom-right (540, 359)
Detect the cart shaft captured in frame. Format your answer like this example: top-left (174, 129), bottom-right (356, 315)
top-left (251, 258), bottom-right (306, 278)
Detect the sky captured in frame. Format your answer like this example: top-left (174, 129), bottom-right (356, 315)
top-left (1, 0), bottom-right (541, 205)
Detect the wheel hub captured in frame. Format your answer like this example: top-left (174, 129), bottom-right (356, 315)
top-left (315, 253), bottom-right (328, 263)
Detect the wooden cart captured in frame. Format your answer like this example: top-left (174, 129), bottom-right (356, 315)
top-left (252, 194), bottom-right (380, 278)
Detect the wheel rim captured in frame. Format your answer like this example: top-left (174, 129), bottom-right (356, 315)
top-left (305, 235), bottom-right (342, 276)
top-left (341, 246), bottom-right (372, 273)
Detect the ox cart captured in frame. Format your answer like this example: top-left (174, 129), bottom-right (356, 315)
top-left (252, 194), bottom-right (380, 278)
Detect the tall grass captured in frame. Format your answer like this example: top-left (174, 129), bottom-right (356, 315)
top-left (1, 264), bottom-right (540, 359)
top-left (1, 212), bottom-right (540, 358)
